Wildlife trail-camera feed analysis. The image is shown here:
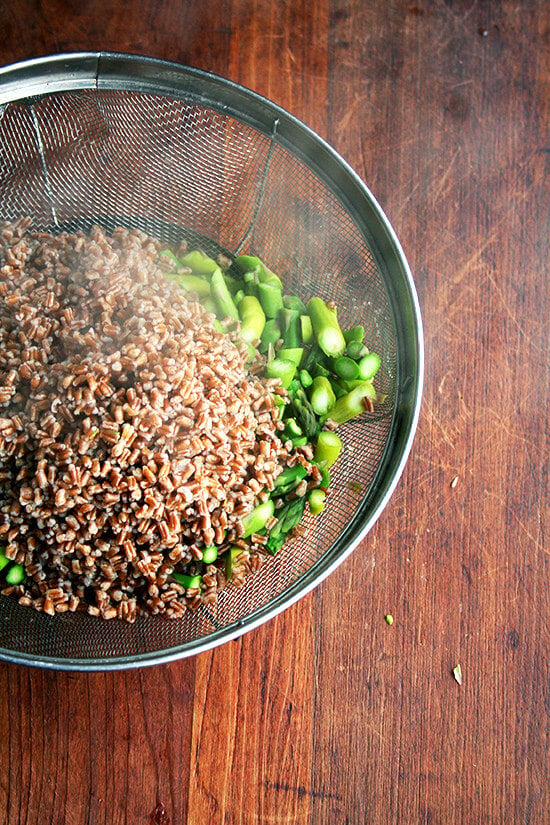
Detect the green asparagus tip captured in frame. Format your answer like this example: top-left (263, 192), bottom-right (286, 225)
top-left (239, 295), bottom-right (266, 343)
top-left (173, 572), bottom-right (202, 590)
top-left (202, 546), bottom-right (218, 564)
top-left (181, 249), bottom-right (219, 275)
top-left (266, 357), bottom-right (297, 389)
top-left (211, 268), bottom-right (240, 321)
top-left (225, 546), bottom-right (243, 580)
top-left (308, 488), bottom-right (326, 515)
top-left (308, 297), bottom-right (346, 357)
top-left (241, 499), bottom-right (275, 538)
top-left (314, 430), bottom-right (342, 468)
top-left (309, 376), bottom-right (336, 416)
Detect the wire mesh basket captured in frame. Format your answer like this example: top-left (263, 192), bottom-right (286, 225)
top-left (0, 53), bottom-right (423, 670)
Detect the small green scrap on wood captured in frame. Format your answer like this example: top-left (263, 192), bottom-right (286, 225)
top-left (453, 664), bottom-right (462, 685)
top-left (384, 614), bottom-right (394, 625)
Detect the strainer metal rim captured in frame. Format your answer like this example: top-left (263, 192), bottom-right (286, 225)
top-left (0, 52), bottom-right (423, 670)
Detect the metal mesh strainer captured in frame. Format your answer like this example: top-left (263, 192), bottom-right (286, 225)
top-left (0, 53), bottom-right (423, 670)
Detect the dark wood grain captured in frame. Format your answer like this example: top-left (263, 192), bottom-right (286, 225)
top-left (0, 1), bottom-right (548, 823)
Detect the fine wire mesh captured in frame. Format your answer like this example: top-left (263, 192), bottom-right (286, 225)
top-left (0, 87), bottom-right (396, 664)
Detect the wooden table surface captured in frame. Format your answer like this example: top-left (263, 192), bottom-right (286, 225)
top-left (1, 2), bottom-right (548, 823)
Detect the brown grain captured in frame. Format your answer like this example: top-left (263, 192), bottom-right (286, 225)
top-left (0, 221), bottom-right (303, 621)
